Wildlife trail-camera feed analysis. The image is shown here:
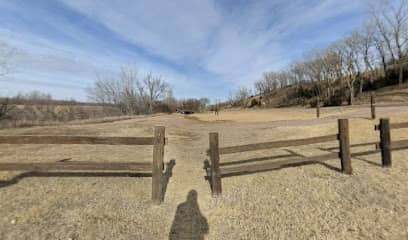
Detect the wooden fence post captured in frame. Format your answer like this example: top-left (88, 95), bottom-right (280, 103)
top-left (338, 119), bottom-right (352, 174)
top-left (371, 92), bottom-right (376, 119)
top-left (209, 132), bottom-right (222, 196)
top-left (379, 119), bottom-right (392, 167)
top-left (152, 126), bottom-right (165, 204)
top-left (316, 97), bottom-right (320, 118)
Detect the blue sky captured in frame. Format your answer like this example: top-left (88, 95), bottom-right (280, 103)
top-left (0, 0), bottom-right (368, 101)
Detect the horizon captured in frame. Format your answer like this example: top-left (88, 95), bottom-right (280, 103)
top-left (0, 0), bottom-right (369, 101)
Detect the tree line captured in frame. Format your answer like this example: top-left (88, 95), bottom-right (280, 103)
top-left (248, 0), bottom-right (408, 107)
top-left (87, 65), bottom-right (210, 114)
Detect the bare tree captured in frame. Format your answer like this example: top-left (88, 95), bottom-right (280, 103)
top-left (142, 73), bottom-right (171, 113)
top-left (359, 24), bottom-right (377, 82)
top-left (371, 0), bottom-right (408, 85)
top-left (0, 98), bottom-right (14, 120)
top-left (339, 33), bottom-right (363, 105)
top-left (254, 71), bottom-right (279, 95)
top-left (0, 41), bottom-right (15, 77)
top-left (234, 86), bottom-right (251, 106)
top-left (87, 66), bottom-right (171, 115)
top-left (0, 41), bottom-right (16, 121)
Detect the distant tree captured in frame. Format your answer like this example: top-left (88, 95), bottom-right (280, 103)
top-left (142, 73), bottom-right (171, 113)
top-left (371, 0), bottom-right (408, 85)
top-left (341, 32), bottom-right (363, 105)
top-left (0, 98), bottom-right (13, 120)
top-left (0, 41), bottom-right (15, 77)
top-left (234, 86), bottom-right (251, 106)
top-left (87, 65), bottom-right (172, 115)
top-left (255, 72), bottom-right (279, 95)
top-left (199, 98), bottom-right (210, 111)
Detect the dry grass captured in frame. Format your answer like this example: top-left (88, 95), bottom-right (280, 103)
top-left (189, 107), bottom-right (359, 122)
top-left (0, 107), bottom-right (407, 239)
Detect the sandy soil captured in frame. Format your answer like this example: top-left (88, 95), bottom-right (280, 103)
top-left (0, 106), bottom-right (408, 239)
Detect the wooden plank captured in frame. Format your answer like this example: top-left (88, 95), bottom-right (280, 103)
top-left (152, 126), bottom-right (165, 205)
top-left (0, 162), bottom-right (151, 171)
top-left (338, 119), bottom-right (352, 174)
top-left (390, 139), bottom-right (408, 149)
top-left (220, 152), bottom-right (339, 176)
top-left (0, 135), bottom-right (156, 145)
top-left (209, 132), bottom-right (222, 196)
top-left (218, 134), bottom-right (338, 155)
top-left (390, 122), bottom-right (408, 130)
top-left (379, 119), bottom-right (392, 167)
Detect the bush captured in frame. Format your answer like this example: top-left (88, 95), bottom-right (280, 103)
top-left (0, 98), bottom-right (14, 120)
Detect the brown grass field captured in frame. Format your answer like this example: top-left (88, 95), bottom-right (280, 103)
top-left (1, 106), bottom-right (408, 239)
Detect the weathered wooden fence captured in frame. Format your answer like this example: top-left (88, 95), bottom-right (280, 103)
top-left (206, 119), bottom-right (352, 196)
top-left (0, 126), bottom-right (166, 205)
top-left (375, 118), bottom-right (408, 167)
top-left (315, 94), bottom-right (406, 120)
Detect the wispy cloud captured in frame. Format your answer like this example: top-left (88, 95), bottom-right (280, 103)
top-left (0, 0), bottom-right (367, 100)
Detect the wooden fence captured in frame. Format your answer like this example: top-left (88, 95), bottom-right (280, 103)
top-left (375, 118), bottom-right (408, 167)
top-left (206, 119), bottom-right (352, 196)
top-left (0, 126), bottom-right (166, 205)
top-left (315, 93), bottom-right (406, 120)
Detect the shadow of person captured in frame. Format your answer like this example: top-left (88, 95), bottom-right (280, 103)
top-left (169, 190), bottom-right (209, 240)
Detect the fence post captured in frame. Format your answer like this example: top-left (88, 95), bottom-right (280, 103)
top-left (338, 119), bottom-right (352, 174)
top-left (152, 126), bottom-right (165, 204)
top-left (371, 92), bottom-right (376, 119)
top-left (379, 119), bottom-right (392, 167)
top-left (209, 132), bottom-right (222, 196)
top-left (316, 97), bottom-right (320, 118)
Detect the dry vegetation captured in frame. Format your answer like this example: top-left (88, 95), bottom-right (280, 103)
top-left (0, 104), bottom-right (124, 128)
top-left (0, 106), bottom-right (408, 239)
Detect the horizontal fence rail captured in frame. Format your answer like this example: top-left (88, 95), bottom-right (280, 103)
top-left (0, 162), bottom-right (152, 171)
top-left (207, 119), bottom-right (352, 196)
top-left (390, 121), bottom-right (408, 130)
top-left (0, 135), bottom-right (159, 145)
top-left (375, 139), bottom-right (408, 150)
top-left (0, 126), bottom-right (167, 205)
top-left (220, 152), bottom-right (339, 176)
top-left (216, 134), bottom-right (338, 155)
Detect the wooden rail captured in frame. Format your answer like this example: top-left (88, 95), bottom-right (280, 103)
top-left (0, 126), bottom-right (166, 205)
top-left (220, 153), bottom-right (339, 176)
top-left (207, 119), bottom-right (352, 196)
top-left (0, 162), bottom-right (152, 171)
top-left (0, 135), bottom-right (156, 145)
top-left (390, 122), bottom-right (408, 130)
top-left (216, 134), bottom-right (338, 155)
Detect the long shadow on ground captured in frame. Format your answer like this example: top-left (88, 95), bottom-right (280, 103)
top-left (0, 159), bottom-right (177, 202)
